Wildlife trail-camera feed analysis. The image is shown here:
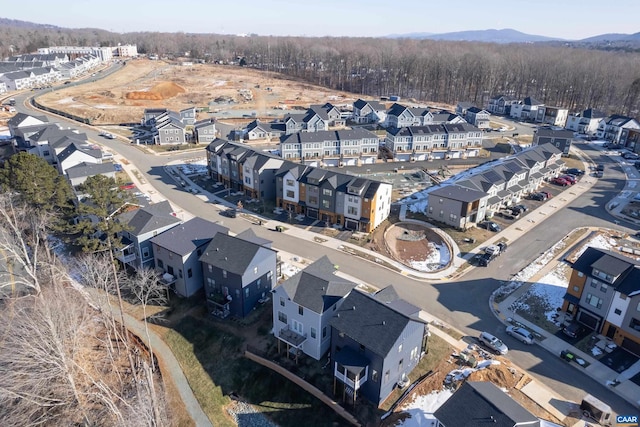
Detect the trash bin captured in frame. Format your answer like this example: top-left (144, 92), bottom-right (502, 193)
top-left (560, 350), bottom-right (575, 362)
top-left (276, 226), bottom-right (284, 232)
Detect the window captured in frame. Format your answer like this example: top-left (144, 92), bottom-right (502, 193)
top-left (614, 308), bottom-right (622, 315)
top-left (278, 311), bottom-right (287, 323)
top-left (322, 327), bottom-right (327, 338)
top-left (298, 305), bottom-right (304, 316)
top-left (322, 200), bottom-right (330, 208)
top-left (142, 247), bottom-right (150, 258)
top-left (157, 259), bottom-right (164, 269)
top-left (286, 190), bottom-right (295, 198)
top-left (245, 288), bottom-right (249, 297)
top-left (637, 302), bottom-right (640, 312)
top-left (311, 327), bottom-right (316, 339)
top-left (600, 283), bottom-right (608, 292)
top-left (208, 265), bottom-right (213, 273)
top-left (222, 270), bottom-right (227, 279)
top-left (586, 293), bottom-right (603, 309)
top-left (372, 370), bottom-right (379, 382)
top-left (280, 297), bottom-right (285, 307)
top-left (347, 206), bottom-right (358, 215)
top-left (384, 370), bottom-right (390, 383)
top-left (286, 179), bottom-right (294, 186)
top-left (323, 189), bottom-right (332, 196)
top-left (398, 359), bottom-right (404, 371)
top-left (254, 266), bottom-right (258, 274)
top-left (187, 268), bottom-right (192, 278)
top-left (178, 269), bottom-right (183, 279)
top-left (573, 286), bottom-right (580, 292)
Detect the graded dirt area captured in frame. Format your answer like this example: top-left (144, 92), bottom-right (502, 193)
top-left (36, 59), bottom-right (360, 124)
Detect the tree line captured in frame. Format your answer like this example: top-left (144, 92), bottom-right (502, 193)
top-left (2, 22), bottom-right (640, 116)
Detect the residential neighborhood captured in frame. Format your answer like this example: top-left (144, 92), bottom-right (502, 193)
top-left (3, 29), bottom-right (640, 427)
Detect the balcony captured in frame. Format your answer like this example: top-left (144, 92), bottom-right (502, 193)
top-left (115, 252), bottom-right (136, 264)
top-left (278, 325), bottom-right (307, 347)
top-left (158, 272), bottom-right (176, 286)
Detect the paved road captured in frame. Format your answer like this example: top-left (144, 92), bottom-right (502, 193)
top-left (17, 95), bottom-right (639, 416)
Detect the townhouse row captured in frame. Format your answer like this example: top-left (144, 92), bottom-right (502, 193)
top-left (564, 247), bottom-right (640, 357)
top-left (141, 107), bottom-right (216, 145)
top-left (425, 143), bottom-right (565, 229)
top-left (205, 139), bottom-right (392, 233)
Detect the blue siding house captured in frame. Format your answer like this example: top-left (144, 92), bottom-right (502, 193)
top-left (329, 286), bottom-right (428, 407)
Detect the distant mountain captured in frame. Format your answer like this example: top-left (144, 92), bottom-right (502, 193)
top-left (579, 32), bottom-right (640, 42)
top-left (0, 17), bottom-right (61, 30)
top-left (389, 28), bottom-right (563, 43)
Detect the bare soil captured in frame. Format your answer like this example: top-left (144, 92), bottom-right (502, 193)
top-left (36, 59), bottom-right (361, 124)
top-left (384, 222), bottom-right (445, 268)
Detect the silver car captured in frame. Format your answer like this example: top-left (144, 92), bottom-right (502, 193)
top-left (479, 331), bottom-right (509, 355)
top-left (506, 326), bottom-right (535, 344)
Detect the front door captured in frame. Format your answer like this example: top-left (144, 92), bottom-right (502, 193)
top-left (606, 325), bottom-right (617, 339)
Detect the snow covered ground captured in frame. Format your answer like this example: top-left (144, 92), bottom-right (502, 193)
top-left (409, 242), bottom-right (451, 272)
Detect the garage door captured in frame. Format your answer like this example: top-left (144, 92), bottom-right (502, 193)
top-left (621, 337), bottom-right (640, 357)
top-left (577, 310), bottom-right (599, 330)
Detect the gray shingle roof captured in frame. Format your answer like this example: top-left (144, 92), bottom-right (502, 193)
top-left (330, 286), bottom-right (423, 357)
top-left (116, 200), bottom-right (181, 236)
top-left (65, 162), bottom-right (115, 179)
top-left (434, 381), bottom-right (540, 427)
top-left (429, 184), bottom-right (486, 202)
top-left (150, 217), bottom-right (229, 256)
top-left (199, 232), bottom-right (276, 276)
top-left (7, 113), bottom-right (48, 128)
top-left (279, 256), bottom-right (356, 314)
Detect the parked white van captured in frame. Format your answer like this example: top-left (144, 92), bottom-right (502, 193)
top-left (479, 331), bottom-right (509, 355)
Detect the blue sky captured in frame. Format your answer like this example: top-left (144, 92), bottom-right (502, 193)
top-left (3, 0), bottom-right (639, 40)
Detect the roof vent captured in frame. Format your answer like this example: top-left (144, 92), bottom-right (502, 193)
top-left (216, 248), bottom-right (219, 251)
top-left (352, 306), bottom-right (356, 311)
top-left (382, 320), bottom-right (386, 326)
top-left (224, 256), bottom-right (228, 261)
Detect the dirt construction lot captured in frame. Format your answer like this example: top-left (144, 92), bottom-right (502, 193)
top-left (37, 59), bottom-right (360, 125)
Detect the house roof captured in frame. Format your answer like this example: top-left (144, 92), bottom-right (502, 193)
top-left (523, 96), bottom-right (543, 106)
top-left (490, 94), bottom-right (518, 102)
top-left (429, 184), bottom-right (486, 202)
top-left (234, 228), bottom-right (273, 248)
top-left (65, 161), bottom-right (115, 179)
top-left (150, 217), bottom-right (229, 256)
top-left (198, 232), bottom-right (276, 276)
top-left (535, 128), bottom-right (574, 139)
top-left (57, 141), bottom-right (102, 163)
top-left (7, 113), bottom-right (48, 128)
top-left (278, 256), bottom-right (357, 314)
top-left (434, 381), bottom-right (540, 427)
top-left (353, 98), bottom-right (385, 111)
top-left (571, 247), bottom-right (640, 296)
top-left (329, 286), bottom-right (423, 357)
top-left (279, 128), bottom-right (378, 145)
top-left (582, 108), bottom-right (606, 119)
top-left (194, 118), bottom-right (215, 129)
top-left (387, 103), bottom-right (412, 117)
top-left (116, 200), bottom-right (181, 236)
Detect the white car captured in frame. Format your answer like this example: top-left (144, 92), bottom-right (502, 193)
top-left (506, 326), bottom-right (535, 344)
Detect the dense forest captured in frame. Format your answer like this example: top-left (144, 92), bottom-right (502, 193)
top-left (2, 18), bottom-right (640, 116)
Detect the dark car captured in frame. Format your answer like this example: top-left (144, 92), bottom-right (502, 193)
top-left (497, 242), bottom-right (508, 253)
top-left (510, 204), bottom-right (527, 214)
top-left (222, 208), bottom-right (237, 218)
top-left (565, 168), bottom-right (585, 176)
top-left (478, 221), bottom-right (501, 232)
top-left (529, 192), bottom-right (546, 201)
top-left (478, 252), bottom-right (496, 267)
top-left (562, 322), bottom-right (585, 339)
top-left (622, 151), bottom-right (639, 160)
top-left (596, 164), bottom-right (605, 171)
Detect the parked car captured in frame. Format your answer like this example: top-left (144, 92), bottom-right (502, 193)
top-left (529, 192), bottom-right (547, 201)
top-left (497, 242), bottom-right (508, 253)
top-left (596, 164), bottom-right (605, 172)
top-left (560, 175), bottom-right (577, 184)
top-left (506, 326), bottom-right (534, 344)
top-left (499, 210), bottom-right (516, 220)
top-left (478, 331), bottom-right (508, 355)
top-left (622, 151), bottom-right (639, 160)
top-left (484, 245), bottom-right (501, 256)
top-left (478, 252), bottom-right (496, 267)
top-left (478, 221), bottom-right (501, 232)
top-left (539, 191), bottom-right (551, 199)
top-left (552, 177), bottom-right (570, 186)
top-left (562, 321), bottom-right (585, 339)
top-left (510, 204), bottom-right (527, 214)
top-left (565, 168), bottom-right (584, 176)
top-left (119, 182), bottom-right (135, 190)
top-left (222, 208), bottom-right (237, 218)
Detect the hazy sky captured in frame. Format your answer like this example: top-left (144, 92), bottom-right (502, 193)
top-left (3, 0), bottom-right (639, 40)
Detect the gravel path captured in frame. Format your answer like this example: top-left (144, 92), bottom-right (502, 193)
top-left (226, 400), bottom-right (279, 427)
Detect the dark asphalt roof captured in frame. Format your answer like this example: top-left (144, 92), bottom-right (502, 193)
top-left (199, 232), bottom-right (276, 276)
top-left (150, 217), bottom-right (229, 256)
top-left (116, 200), bottom-right (180, 236)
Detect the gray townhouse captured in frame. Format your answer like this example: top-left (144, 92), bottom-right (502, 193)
top-left (200, 229), bottom-right (277, 319)
top-left (284, 110), bottom-right (328, 135)
top-left (241, 151), bottom-right (284, 201)
top-left (243, 119), bottom-right (285, 141)
top-left (384, 123), bottom-right (483, 162)
top-left (329, 286), bottom-right (428, 407)
top-left (7, 113), bottom-right (50, 146)
top-left (194, 118), bottom-right (217, 144)
top-left (352, 99), bottom-right (386, 124)
top-left (151, 217), bottom-right (230, 298)
top-left (533, 128), bottom-right (574, 155)
top-left (65, 162), bottom-right (116, 187)
top-left (179, 107), bottom-right (196, 126)
top-left (279, 128), bottom-right (379, 166)
top-left (155, 118), bottom-right (186, 145)
top-left (464, 107), bottom-right (491, 129)
top-left (487, 94), bottom-right (519, 115)
top-left (435, 381), bottom-right (545, 427)
top-left (597, 114), bottom-right (640, 145)
top-left (564, 247), bottom-right (640, 357)
top-left (25, 124), bottom-right (89, 164)
top-left (56, 141), bottom-right (104, 176)
top-left (425, 143), bottom-right (564, 228)
top-left (272, 256), bottom-right (357, 361)
top-left (539, 105), bottom-right (569, 127)
top-left (114, 201), bottom-right (182, 270)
